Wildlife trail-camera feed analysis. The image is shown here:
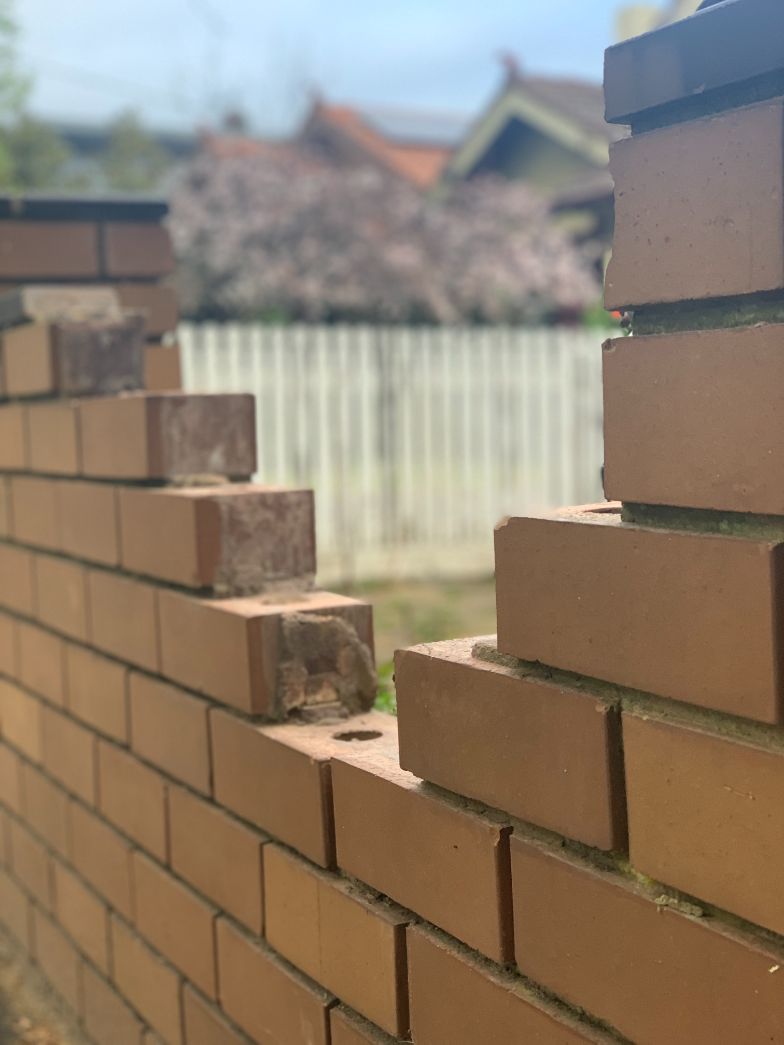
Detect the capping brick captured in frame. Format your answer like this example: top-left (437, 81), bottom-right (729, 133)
top-left (111, 915), bottom-right (183, 1045)
top-left (143, 344), bottom-right (181, 392)
top-left (65, 643), bottom-right (128, 742)
top-left (0, 868), bottom-right (32, 946)
top-left (0, 404), bottom-right (28, 470)
top-left (0, 611), bottom-right (17, 677)
top-left (68, 801), bottom-right (134, 919)
top-left (26, 401), bottom-right (80, 475)
top-left (0, 542), bottom-right (35, 615)
top-left (30, 907), bottom-right (82, 1014)
top-left (17, 620), bottom-right (66, 705)
top-left (53, 859), bottom-right (110, 972)
top-left (79, 393), bottom-right (256, 480)
top-left (132, 852), bottom-right (217, 998)
top-left (129, 673), bottom-right (210, 794)
top-left (396, 638), bottom-right (625, 851)
top-left (168, 785), bottom-right (265, 934)
top-left (511, 835), bottom-right (784, 1044)
top-left (606, 100), bottom-right (784, 310)
top-left (8, 817), bottom-right (52, 908)
top-left (88, 570), bottom-right (159, 672)
top-left (20, 761), bottom-right (69, 855)
top-left (495, 506), bottom-right (784, 724)
top-left (34, 554), bottom-right (89, 641)
top-left (216, 918), bottom-right (331, 1045)
top-left (9, 475), bottom-right (60, 550)
top-left (159, 590), bottom-right (374, 716)
top-left (332, 732), bottom-right (514, 964)
top-left (623, 711), bottom-right (784, 938)
top-left (0, 744), bottom-right (21, 812)
top-left (331, 1008), bottom-right (404, 1045)
top-left (82, 962), bottom-right (145, 1045)
top-left (0, 679), bottom-right (42, 761)
top-left (408, 925), bottom-right (603, 1045)
top-left (265, 844), bottom-right (409, 1036)
top-left (103, 222), bottom-right (175, 278)
top-left (40, 703), bottom-right (97, 804)
top-left (97, 742), bottom-right (168, 861)
top-left (211, 711), bottom-right (395, 868)
top-left (183, 984), bottom-right (244, 1045)
top-left (59, 480), bottom-right (120, 566)
top-left (116, 284), bottom-right (178, 338)
top-left (119, 484), bottom-right (316, 593)
top-left (0, 221), bottom-right (99, 279)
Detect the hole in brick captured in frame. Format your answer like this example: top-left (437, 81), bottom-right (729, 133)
top-left (332, 730), bottom-right (383, 742)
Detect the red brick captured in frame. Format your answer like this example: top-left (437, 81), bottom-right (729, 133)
top-left (82, 962), bottom-right (145, 1045)
top-left (212, 711), bottom-right (395, 868)
top-left (8, 817), bottom-right (52, 908)
top-left (0, 868), bottom-right (32, 945)
top-left (34, 554), bottom-right (89, 641)
top-left (0, 542), bottom-right (35, 615)
top-left (396, 638), bottom-right (625, 851)
top-left (511, 835), bottom-right (784, 1044)
top-left (216, 918), bottom-right (330, 1045)
top-left (0, 680), bottom-right (42, 761)
top-left (98, 742), bottom-right (167, 861)
top-left (0, 222), bottom-right (99, 279)
top-left (9, 475), bottom-right (60, 550)
top-left (144, 344), bottom-right (181, 391)
top-left (20, 761), bottom-right (68, 855)
top-left (68, 802), bottom-right (134, 919)
top-left (17, 620), bottom-right (66, 705)
top-left (330, 1008), bottom-right (404, 1045)
top-left (103, 222), bottom-right (175, 278)
top-left (0, 612), bottom-right (17, 677)
top-left (79, 393), bottom-right (256, 480)
top-left (133, 852), bottom-right (217, 998)
top-left (88, 570), bottom-right (159, 672)
top-left (3, 322), bottom-right (54, 397)
top-left (40, 704), bottom-right (97, 803)
top-left (26, 401), bottom-right (80, 475)
top-left (129, 673), bottom-right (210, 794)
top-left (495, 506), bottom-right (784, 724)
top-left (59, 480), bottom-right (120, 565)
top-left (168, 786), bottom-right (264, 933)
top-left (183, 985), bottom-right (243, 1045)
top-left (111, 915), bottom-right (183, 1045)
top-left (0, 404), bottom-right (28, 470)
top-left (0, 744), bottom-right (21, 813)
top-left (65, 643), bottom-right (128, 742)
top-left (30, 907), bottom-right (82, 1014)
top-left (159, 590), bottom-right (373, 716)
top-left (332, 731), bottom-right (513, 963)
top-left (53, 859), bottom-right (110, 972)
top-left (265, 844), bottom-right (409, 1035)
top-left (119, 484), bottom-right (316, 594)
top-left (116, 284), bottom-right (178, 338)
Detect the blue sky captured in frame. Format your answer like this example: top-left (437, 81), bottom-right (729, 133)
top-left (17, 0), bottom-right (624, 134)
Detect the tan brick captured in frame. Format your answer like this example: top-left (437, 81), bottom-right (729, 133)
top-left (20, 761), bottom-right (68, 855)
top-left (68, 802), bottom-right (134, 919)
top-left (41, 704), bottom-right (97, 803)
top-left (116, 284), bottom-right (178, 338)
top-left (0, 478), bottom-right (9, 537)
top-left (82, 962), bottom-right (145, 1045)
top-left (59, 480), bottom-right (120, 565)
top-left (17, 620), bottom-right (66, 705)
top-left (30, 907), bottom-right (82, 1015)
top-left (216, 918), bottom-right (330, 1045)
top-left (129, 673), bottom-right (210, 794)
top-left (9, 475), bottom-right (60, 550)
top-left (143, 344), bottom-right (181, 392)
top-left (53, 859), bottom-right (110, 972)
top-left (34, 554), bottom-right (89, 641)
top-left (332, 731), bottom-right (513, 964)
top-left (511, 836), bottom-right (784, 1044)
top-left (168, 785), bottom-right (264, 933)
top-left (0, 222), bottom-right (99, 279)
top-left (98, 742), bottom-right (167, 861)
top-left (265, 845), bottom-right (409, 1035)
top-left (88, 570), bottom-right (159, 672)
top-left (495, 506), bottom-right (784, 724)
top-left (26, 401), bottom-right (80, 475)
top-left (0, 744), bottom-right (21, 813)
top-left (111, 916), bottom-right (182, 1045)
top-left (0, 404), bottom-right (28, 470)
top-left (330, 1008), bottom-right (405, 1045)
top-left (65, 643), bottom-right (128, 742)
top-left (8, 817), bottom-right (52, 908)
top-left (3, 322), bottom-right (54, 397)
top-left (183, 984), bottom-right (243, 1045)
top-left (0, 542), bottom-right (35, 615)
top-left (133, 852), bottom-right (217, 998)
top-left (0, 612), bottom-right (17, 677)
top-left (0, 680), bottom-right (42, 761)
top-left (103, 222), bottom-right (175, 278)
top-left (0, 868), bottom-right (32, 946)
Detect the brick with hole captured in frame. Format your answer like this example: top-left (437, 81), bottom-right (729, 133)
top-left (65, 643), bottom-right (128, 742)
top-left (9, 476), bottom-right (60, 550)
top-left (0, 543), bottom-right (35, 615)
top-left (40, 704), bottom-right (97, 803)
top-left (129, 673), bottom-right (210, 794)
top-left (59, 480), bottom-right (120, 565)
top-left (26, 401), bottom-right (80, 474)
top-left (82, 962), bottom-right (145, 1045)
top-left (211, 710), bottom-right (395, 868)
top-left (29, 907), bottom-right (82, 1014)
top-left (8, 818), bottom-right (52, 909)
top-left (111, 915), bottom-right (183, 1045)
top-left (159, 589), bottom-right (374, 716)
top-left (88, 570), bottom-right (159, 672)
top-left (17, 620), bottom-right (65, 705)
top-left (183, 985), bottom-right (244, 1045)
top-left (0, 405), bottom-right (28, 470)
top-left (265, 843), bottom-right (409, 1036)
top-left (0, 680), bottom-right (42, 761)
top-left (34, 554), bottom-right (89, 641)
top-left (0, 869), bottom-right (32, 946)
top-left (332, 730), bottom-right (514, 963)
top-left (53, 859), bottom-right (110, 972)
top-left (511, 835), bottom-right (784, 1044)
top-left (68, 802), bottom-right (134, 920)
top-left (119, 484), bottom-right (316, 593)
top-left (97, 741), bottom-right (168, 861)
top-left (20, 762), bottom-right (68, 855)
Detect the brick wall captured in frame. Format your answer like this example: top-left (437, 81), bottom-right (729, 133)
top-left (4, 5), bottom-right (784, 1043)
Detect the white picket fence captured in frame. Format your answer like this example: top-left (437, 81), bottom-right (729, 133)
top-left (179, 324), bottom-right (605, 583)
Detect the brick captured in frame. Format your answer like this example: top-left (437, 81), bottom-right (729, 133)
top-left (0, 477), bottom-right (8, 536)
top-left (133, 852), bottom-right (217, 998)
top-left (624, 711), bottom-right (784, 937)
top-left (59, 480), bottom-right (120, 565)
top-left (0, 809), bottom-right (6, 866)
top-left (168, 785), bottom-right (264, 933)
top-left (0, 404), bottom-right (28, 470)
top-left (53, 860), bottom-right (110, 972)
top-left (606, 100), bottom-right (784, 309)
top-left (68, 802), bottom-right (134, 919)
top-left (119, 484), bottom-right (316, 593)
top-left (0, 680), bottom-right (42, 761)
top-left (604, 325), bottom-right (784, 515)
top-left (396, 638), bottom-right (625, 851)
top-left (51, 314), bottom-right (145, 396)
top-left (30, 907), bottom-right (82, 1014)
top-left (111, 916), bottom-right (183, 1045)
top-left (0, 612), bottom-right (17, 676)
top-left (408, 925), bottom-right (600, 1045)
top-left (0, 222), bottom-right (99, 279)
top-left (212, 711), bottom-right (394, 868)
top-left (183, 985), bottom-right (244, 1045)
top-left (65, 643), bottom-right (128, 742)
top-left (511, 836), bottom-right (784, 1044)
top-left (116, 284), bottom-right (178, 338)
top-left (265, 844), bottom-right (409, 1035)
top-left (0, 542), bottom-right (35, 615)
top-left (82, 963), bottom-right (145, 1045)
top-left (79, 393), bottom-right (256, 480)
top-left (129, 673), bottom-right (210, 793)
top-left (159, 590), bottom-right (374, 716)
top-left (0, 868), bottom-right (32, 945)
top-left (8, 817), bottom-right (52, 908)
top-left (216, 918), bottom-right (330, 1045)
top-left (331, 1008), bottom-right (404, 1045)
top-left (332, 732), bottom-right (513, 963)
top-left (20, 762), bottom-right (69, 855)
top-left (26, 401), bottom-right (80, 474)
top-left (103, 222), bottom-right (175, 278)
top-left (3, 322), bottom-right (53, 396)
top-left (34, 555), bottom-right (89, 641)
top-left (495, 506), bottom-right (784, 724)
top-left (0, 284), bottom-right (119, 328)
top-left (144, 344), bottom-right (181, 391)
top-left (98, 742), bottom-right (168, 861)
top-left (17, 620), bottom-right (65, 705)
top-left (0, 744), bottom-right (21, 812)
top-left (9, 476), bottom-right (60, 550)
top-left (40, 704), bottom-right (97, 803)
top-left (88, 570), bottom-right (159, 672)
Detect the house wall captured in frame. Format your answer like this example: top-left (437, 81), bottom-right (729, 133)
top-left (471, 116), bottom-right (597, 189)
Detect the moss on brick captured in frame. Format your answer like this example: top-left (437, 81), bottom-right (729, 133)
top-left (633, 292), bottom-right (784, 336)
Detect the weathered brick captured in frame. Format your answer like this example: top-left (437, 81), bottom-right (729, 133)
top-left (9, 476), bottom-right (60, 550)
top-left (0, 542), bottom-right (35, 615)
top-left (129, 673), bottom-right (210, 794)
top-left (68, 801), bottom-right (134, 919)
top-left (98, 742), bottom-right (167, 861)
top-left (8, 817), bottom-right (52, 908)
top-left (30, 907), bottom-right (82, 1014)
top-left (40, 704), bottom-right (97, 803)
top-left (59, 480), bottom-right (120, 565)
top-left (88, 570), bottom-right (159, 672)
top-left (82, 962), bottom-right (145, 1045)
top-left (0, 680), bottom-right (42, 761)
top-left (20, 761), bottom-right (68, 855)
top-left (111, 915), bottom-right (182, 1045)
top-left (26, 401), bottom-right (80, 474)
top-left (0, 404), bottom-right (29, 470)
top-left (0, 222), bottom-right (99, 279)
top-left (53, 859), bottom-right (110, 972)
top-left (65, 643), bottom-right (128, 742)
top-left (17, 620), bottom-right (66, 705)
top-left (34, 554), bottom-right (89, 641)
top-left (183, 984), bottom-right (244, 1045)
top-left (49, 314), bottom-right (145, 396)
